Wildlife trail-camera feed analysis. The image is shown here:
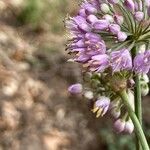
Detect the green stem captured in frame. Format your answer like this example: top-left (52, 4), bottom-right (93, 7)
top-left (132, 46), bottom-right (142, 150)
top-left (134, 75), bottom-right (142, 125)
top-left (119, 90), bottom-right (149, 150)
top-left (134, 75), bottom-right (142, 150)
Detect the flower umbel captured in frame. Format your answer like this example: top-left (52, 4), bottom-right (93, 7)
top-left (66, 0), bottom-right (150, 143)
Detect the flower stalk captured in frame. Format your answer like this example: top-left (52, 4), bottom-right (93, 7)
top-left (131, 46), bottom-right (142, 150)
top-left (134, 75), bottom-right (142, 150)
top-left (119, 90), bottom-right (149, 150)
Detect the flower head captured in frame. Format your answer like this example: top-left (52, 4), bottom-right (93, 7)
top-left (66, 0), bottom-right (150, 135)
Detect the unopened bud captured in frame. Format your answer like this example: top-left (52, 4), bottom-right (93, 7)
top-left (114, 119), bottom-right (126, 133)
top-left (124, 0), bottom-right (135, 12)
top-left (140, 74), bottom-right (149, 83)
top-left (87, 15), bottom-right (98, 24)
top-left (117, 31), bottom-right (127, 41)
top-left (114, 15), bottom-right (124, 25)
top-left (103, 14), bottom-right (114, 23)
top-left (134, 11), bottom-right (144, 21)
top-left (139, 44), bottom-right (146, 53)
top-left (146, 0), bottom-right (150, 7)
top-left (141, 83), bottom-right (149, 96)
top-left (109, 24), bottom-right (121, 34)
top-left (107, 0), bottom-right (119, 4)
top-left (124, 120), bottom-right (134, 134)
top-left (148, 6), bottom-right (150, 16)
top-left (100, 3), bottom-right (110, 13)
top-left (111, 107), bottom-right (121, 119)
top-left (84, 91), bottom-right (94, 99)
top-left (68, 83), bottom-right (83, 94)
top-left (127, 89), bottom-right (135, 111)
top-left (93, 20), bottom-right (109, 30)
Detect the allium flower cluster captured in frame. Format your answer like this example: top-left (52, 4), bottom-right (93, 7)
top-left (66, 0), bottom-right (150, 134)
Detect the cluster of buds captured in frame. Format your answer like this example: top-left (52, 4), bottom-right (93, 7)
top-left (66, 0), bottom-right (150, 134)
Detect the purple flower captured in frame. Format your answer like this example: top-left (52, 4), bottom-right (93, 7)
top-left (93, 20), bottom-right (109, 30)
top-left (110, 49), bottom-right (132, 72)
top-left (89, 54), bottom-right (109, 72)
top-left (68, 83), bottom-right (83, 94)
top-left (74, 52), bottom-right (91, 63)
top-left (85, 40), bottom-right (106, 56)
top-left (92, 96), bottom-right (110, 117)
top-left (67, 32), bottom-right (106, 63)
top-left (134, 50), bottom-right (150, 74)
top-left (66, 16), bottom-right (91, 34)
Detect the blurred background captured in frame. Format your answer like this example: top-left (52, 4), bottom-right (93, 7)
top-left (0, 0), bottom-right (149, 150)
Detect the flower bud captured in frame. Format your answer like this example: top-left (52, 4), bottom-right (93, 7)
top-left (110, 99), bottom-right (120, 109)
top-left (141, 83), bottom-right (149, 96)
top-left (124, 0), bottom-right (135, 12)
top-left (93, 20), bottom-right (109, 30)
top-left (85, 4), bottom-right (97, 14)
top-left (124, 120), bottom-right (134, 134)
top-left (78, 23), bottom-right (91, 32)
top-left (117, 31), bottom-right (127, 41)
top-left (83, 72), bottom-right (92, 82)
top-left (107, 0), bottom-right (119, 4)
top-left (114, 15), bottom-right (124, 25)
top-left (87, 14), bottom-right (98, 24)
top-left (135, 1), bottom-right (142, 11)
top-left (68, 83), bottom-right (83, 94)
top-left (139, 44), bottom-right (146, 53)
top-left (109, 24), bottom-right (121, 34)
top-left (146, 0), bottom-right (150, 7)
top-left (148, 6), bottom-right (150, 17)
top-left (134, 11), bottom-right (144, 21)
top-left (141, 74), bottom-right (149, 83)
top-left (103, 14), bottom-right (114, 23)
top-left (111, 107), bottom-right (121, 119)
top-left (100, 3), bottom-right (110, 13)
top-left (79, 9), bottom-right (86, 17)
top-left (84, 91), bottom-right (94, 99)
top-left (127, 89), bottom-right (135, 111)
top-left (114, 119), bottom-right (126, 133)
